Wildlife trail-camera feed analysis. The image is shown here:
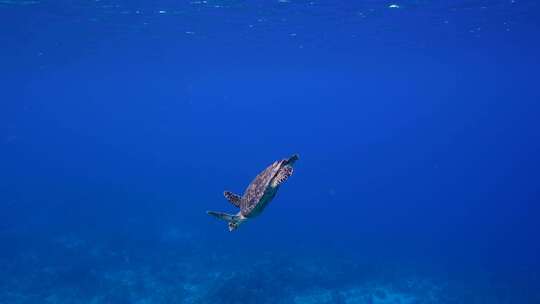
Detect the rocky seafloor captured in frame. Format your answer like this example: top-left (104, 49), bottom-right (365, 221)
top-left (0, 231), bottom-right (537, 304)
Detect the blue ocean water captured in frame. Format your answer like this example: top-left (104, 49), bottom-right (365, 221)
top-left (1, 0), bottom-right (539, 303)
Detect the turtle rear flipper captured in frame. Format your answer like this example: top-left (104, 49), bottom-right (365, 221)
top-left (272, 166), bottom-right (293, 187)
top-left (224, 191), bottom-right (242, 208)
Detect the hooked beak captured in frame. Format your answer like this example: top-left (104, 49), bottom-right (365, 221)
top-left (228, 222), bottom-right (239, 232)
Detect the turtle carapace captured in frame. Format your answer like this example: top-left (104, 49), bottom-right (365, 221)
top-left (207, 154), bottom-right (299, 231)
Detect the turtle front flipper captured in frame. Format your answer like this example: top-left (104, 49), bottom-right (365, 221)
top-left (272, 166), bottom-right (293, 187)
top-left (207, 210), bottom-right (235, 222)
top-left (206, 211), bottom-right (245, 231)
top-left (224, 191), bottom-right (242, 208)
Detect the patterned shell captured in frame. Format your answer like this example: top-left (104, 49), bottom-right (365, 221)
top-left (240, 160), bottom-right (284, 215)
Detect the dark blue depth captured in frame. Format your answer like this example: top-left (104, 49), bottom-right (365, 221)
top-left (1, 1), bottom-right (539, 303)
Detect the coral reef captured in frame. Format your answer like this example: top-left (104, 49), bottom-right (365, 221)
top-left (0, 232), bottom-right (536, 304)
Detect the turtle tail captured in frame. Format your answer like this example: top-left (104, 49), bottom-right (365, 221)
top-left (207, 211), bottom-right (241, 231)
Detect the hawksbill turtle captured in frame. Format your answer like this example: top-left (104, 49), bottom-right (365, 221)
top-left (207, 154), bottom-right (299, 231)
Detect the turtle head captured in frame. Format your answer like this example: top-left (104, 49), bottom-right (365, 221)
top-left (227, 214), bottom-right (247, 232)
top-left (228, 222), bottom-right (238, 231)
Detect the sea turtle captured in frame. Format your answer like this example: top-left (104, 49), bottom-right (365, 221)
top-left (207, 154), bottom-right (299, 231)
